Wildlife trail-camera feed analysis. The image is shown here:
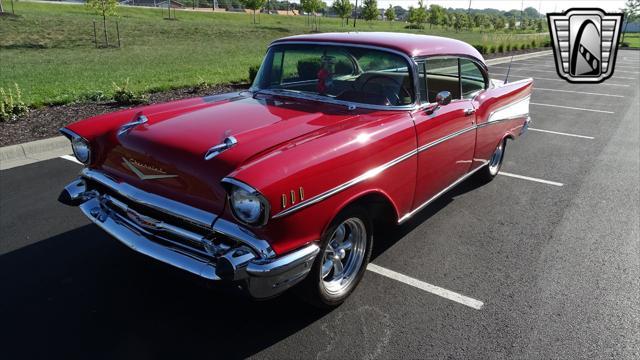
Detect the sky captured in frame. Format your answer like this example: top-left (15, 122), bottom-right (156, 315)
top-left (301, 0), bottom-right (628, 14)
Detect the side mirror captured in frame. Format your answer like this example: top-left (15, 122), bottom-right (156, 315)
top-left (425, 91), bottom-right (452, 115)
top-left (435, 91), bottom-right (452, 106)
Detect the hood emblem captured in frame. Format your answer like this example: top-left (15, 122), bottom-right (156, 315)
top-left (122, 157), bottom-right (177, 180)
top-left (204, 136), bottom-right (238, 160)
top-left (118, 113), bottom-right (148, 136)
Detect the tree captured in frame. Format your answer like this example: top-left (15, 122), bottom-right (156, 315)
top-left (384, 4), bottom-right (395, 22)
top-left (393, 5), bottom-right (406, 20)
top-left (407, 0), bottom-right (427, 29)
top-left (332, 0), bottom-right (352, 26)
top-left (453, 13), bottom-right (469, 32)
top-left (492, 15), bottom-right (505, 31)
top-left (428, 4), bottom-right (444, 29)
top-left (507, 17), bottom-right (516, 31)
top-left (240, 0), bottom-right (266, 24)
top-left (86, 0), bottom-right (118, 47)
top-left (621, 0), bottom-right (640, 44)
top-left (361, 0), bottom-right (378, 22)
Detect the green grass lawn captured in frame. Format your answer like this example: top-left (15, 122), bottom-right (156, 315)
top-left (622, 33), bottom-right (640, 48)
top-left (0, 2), bottom-right (548, 107)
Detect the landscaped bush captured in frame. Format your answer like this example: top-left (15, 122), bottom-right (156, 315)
top-left (473, 44), bottom-right (486, 54)
top-left (112, 78), bottom-right (147, 105)
top-left (531, 39), bottom-right (537, 48)
top-left (505, 44), bottom-right (511, 52)
top-left (520, 43), bottom-right (526, 50)
top-left (497, 44), bottom-right (504, 53)
top-left (404, 24), bottom-right (425, 30)
top-left (0, 83), bottom-right (29, 122)
top-left (80, 90), bottom-right (107, 102)
top-left (488, 45), bottom-right (496, 54)
top-left (248, 65), bottom-right (260, 83)
top-left (192, 76), bottom-right (210, 92)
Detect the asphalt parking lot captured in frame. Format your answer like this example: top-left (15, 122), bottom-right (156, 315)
top-left (1, 50), bottom-right (639, 359)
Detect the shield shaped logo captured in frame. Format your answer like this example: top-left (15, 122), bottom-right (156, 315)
top-left (547, 8), bottom-right (624, 83)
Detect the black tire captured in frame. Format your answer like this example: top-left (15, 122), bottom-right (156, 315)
top-left (296, 205), bottom-right (373, 308)
top-left (475, 138), bottom-right (507, 184)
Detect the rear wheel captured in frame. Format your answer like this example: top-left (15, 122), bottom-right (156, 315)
top-left (297, 206), bottom-right (372, 308)
top-left (476, 139), bottom-right (506, 183)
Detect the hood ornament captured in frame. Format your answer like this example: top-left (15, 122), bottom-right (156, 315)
top-left (118, 112), bottom-right (148, 136)
top-left (204, 136), bottom-right (237, 160)
top-left (122, 157), bottom-right (177, 180)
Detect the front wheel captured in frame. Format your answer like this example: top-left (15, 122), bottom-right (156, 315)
top-left (296, 206), bottom-right (373, 308)
top-left (475, 138), bottom-right (506, 183)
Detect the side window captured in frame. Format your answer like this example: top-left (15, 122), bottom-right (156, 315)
top-left (460, 59), bottom-right (487, 99)
top-left (425, 57), bottom-right (460, 102)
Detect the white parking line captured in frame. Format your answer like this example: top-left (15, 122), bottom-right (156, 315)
top-left (367, 263), bottom-right (484, 310)
top-left (530, 102), bottom-right (614, 114)
top-left (492, 73), bottom-right (630, 86)
top-left (60, 155), bottom-right (82, 164)
top-left (499, 172), bottom-right (564, 186)
top-left (533, 88), bottom-right (624, 98)
top-left (492, 65), bottom-right (639, 75)
top-left (528, 128), bottom-right (594, 139)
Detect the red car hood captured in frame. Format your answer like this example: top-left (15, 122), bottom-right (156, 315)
top-left (85, 95), bottom-right (360, 216)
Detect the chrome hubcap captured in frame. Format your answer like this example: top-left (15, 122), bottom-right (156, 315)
top-left (321, 218), bottom-right (367, 296)
top-left (489, 141), bottom-right (504, 175)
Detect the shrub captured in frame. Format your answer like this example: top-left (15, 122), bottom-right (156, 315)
top-left (621, 42), bottom-right (630, 48)
top-left (404, 24), bottom-right (425, 30)
top-left (520, 43), bottom-right (526, 50)
top-left (0, 83), bottom-right (29, 122)
top-left (497, 44), bottom-right (504, 53)
top-left (81, 90), bottom-right (107, 102)
top-left (488, 45), bottom-right (496, 54)
top-left (505, 43), bottom-right (511, 52)
top-left (248, 65), bottom-right (260, 83)
top-left (473, 44), bottom-right (486, 54)
top-left (112, 78), bottom-right (147, 105)
top-left (531, 39), bottom-right (537, 48)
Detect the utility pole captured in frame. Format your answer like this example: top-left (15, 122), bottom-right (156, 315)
top-left (353, 0), bottom-right (357, 27)
top-left (467, 0), bottom-right (472, 14)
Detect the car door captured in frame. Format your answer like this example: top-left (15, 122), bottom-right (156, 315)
top-left (410, 57), bottom-right (477, 211)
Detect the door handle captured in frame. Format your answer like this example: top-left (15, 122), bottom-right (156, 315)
top-left (464, 108), bottom-right (476, 116)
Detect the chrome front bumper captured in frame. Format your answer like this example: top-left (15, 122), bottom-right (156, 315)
top-left (60, 169), bottom-right (319, 299)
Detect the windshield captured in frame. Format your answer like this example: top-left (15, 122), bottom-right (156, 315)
top-left (251, 44), bottom-right (415, 107)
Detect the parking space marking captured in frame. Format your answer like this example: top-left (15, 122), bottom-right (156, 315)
top-left (530, 102), bottom-right (614, 114)
top-left (528, 128), bottom-right (594, 139)
top-left (60, 155), bottom-right (82, 164)
top-left (499, 172), bottom-right (564, 186)
top-left (367, 263), bottom-right (484, 310)
top-left (533, 88), bottom-right (624, 98)
top-left (491, 73), bottom-right (630, 86)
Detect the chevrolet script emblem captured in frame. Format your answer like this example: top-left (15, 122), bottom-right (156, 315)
top-left (548, 8), bottom-right (624, 83)
top-left (122, 157), bottom-right (177, 180)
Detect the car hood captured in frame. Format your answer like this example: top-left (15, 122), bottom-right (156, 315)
top-left (84, 94), bottom-right (361, 216)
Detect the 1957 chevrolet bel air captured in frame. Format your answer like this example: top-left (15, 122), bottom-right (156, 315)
top-left (59, 32), bottom-right (532, 307)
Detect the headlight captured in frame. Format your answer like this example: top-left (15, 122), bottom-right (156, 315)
top-left (224, 179), bottom-right (270, 226)
top-left (71, 137), bottom-right (91, 164)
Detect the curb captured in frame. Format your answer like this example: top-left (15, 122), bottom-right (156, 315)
top-left (485, 50), bottom-right (553, 66)
top-left (0, 136), bottom-right (70, 170)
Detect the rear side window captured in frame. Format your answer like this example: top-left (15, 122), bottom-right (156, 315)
top-left (460, 59), bottom-right (487, 99)
top-left (424, 57), bottom-right (460, 102)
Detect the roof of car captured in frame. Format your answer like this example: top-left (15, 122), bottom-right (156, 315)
top-left (271, 32), bottom-right (485, 64)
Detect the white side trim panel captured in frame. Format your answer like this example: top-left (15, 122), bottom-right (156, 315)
top-left (488, 96), bottom-right (530, 123)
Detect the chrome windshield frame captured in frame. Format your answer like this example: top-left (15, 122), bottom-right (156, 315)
top-left (252, 41), bottom-right (422, 112)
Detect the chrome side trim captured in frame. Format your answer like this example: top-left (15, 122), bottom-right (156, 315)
top-left (417, 125), bottom-right (477, 153)
top-left (59, 128), bottom-right (85, 142)
top-left (272, 148), bottom-right (418, 219)
top-left (81, 168), bottom-right (216, 228)
top-left (273, 124), bottom-right (478, 219)
top-left (487, 95), bottom-right (530, 123)
top-left (397, 161), bottom-right (489, 223)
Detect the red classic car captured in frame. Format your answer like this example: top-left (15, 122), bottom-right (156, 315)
top-left (59, 32), bottom-right (532, 307)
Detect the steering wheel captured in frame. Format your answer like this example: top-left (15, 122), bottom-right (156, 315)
top-left (360, 75), bottom-right (412, 106)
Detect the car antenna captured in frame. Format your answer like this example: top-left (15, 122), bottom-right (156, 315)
top-left (504, 55), bottom-right (514, 84)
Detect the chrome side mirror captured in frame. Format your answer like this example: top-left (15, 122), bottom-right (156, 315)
top-left (426, 91), bottom-right (452, 115)
top-left (435, 91), bottom-right (452, 106)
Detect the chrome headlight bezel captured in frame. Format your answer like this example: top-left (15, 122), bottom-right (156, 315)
top-left (60, 128), bottom-right (91, 165)
top-left (222, 178), bottom-right (270, 227)
top-left (71, 137), bottom-right (91, 164)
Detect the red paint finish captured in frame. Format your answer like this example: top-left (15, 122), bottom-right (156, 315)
top-left (63, 33), bottom-right (532, 257)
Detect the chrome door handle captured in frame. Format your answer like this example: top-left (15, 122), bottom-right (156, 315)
top-left (464, 108), bottom-right (476, 116)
